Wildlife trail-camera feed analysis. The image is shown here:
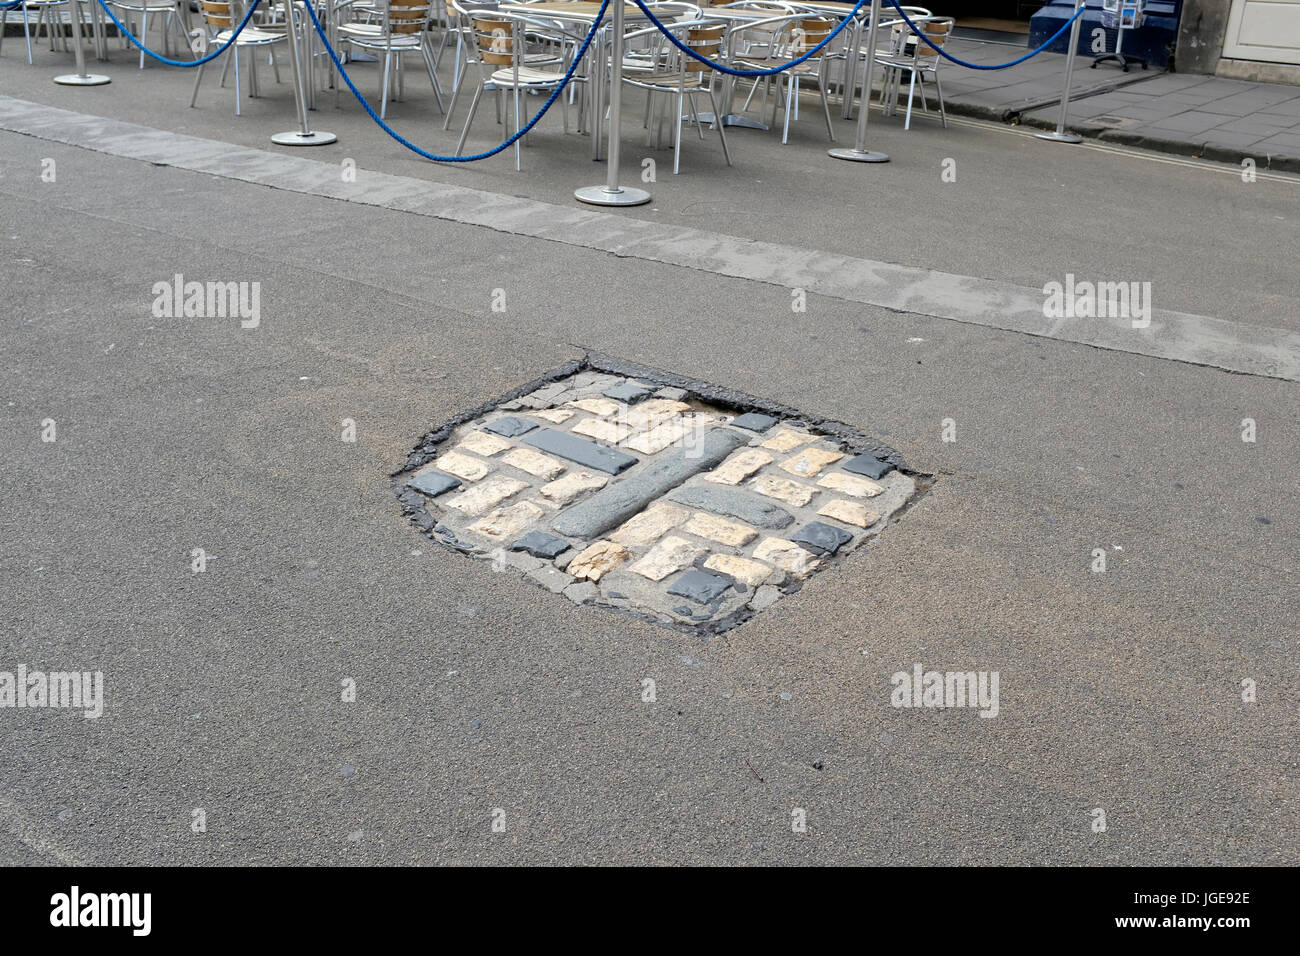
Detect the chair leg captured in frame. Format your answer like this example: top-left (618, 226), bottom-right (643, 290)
top-left (333, 39), bottom-right (342, 108)
top-left (513, 86), bottom-right (522, 171)
top-left (139, 9), bottom-right (147, 69)
top-left (23, 5), bottom-right (33, 65)
top-left (673, 85), bottom-right (683, 174)
top-left (904, 67), bottom-right (916, 130)
top-left (455, 82), bottom-right (484, 155)
top-left (190, 59), bottom-right (207, 106)
top-left (233, 44), bottom-right (242, 116)
top-left (380, 51), bottom-right (391, 119)
top-left (934, 69), bottom-right (947, 128)
top-left (443, 58), bottom-right (468, 130)
top-left (249, 42), bottom-right (260, 97)
top-left (421, 43), bottom-right (445, 113)
top-left (819, 66), bottom-right (835, 142)
top-left (781, 75), bottom-right (794, 144)
top-left (708, 86), bottom-right (731, 166)
top-left (270, 42), bottom-right (281, 84)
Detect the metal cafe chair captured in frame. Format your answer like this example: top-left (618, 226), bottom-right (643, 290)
top-left (874, 13), bottom-right (952, 129)
top-left (109, 0), bottom-right (192, 68)
top-left (188, 0), bottom-right (288, 115)
top-left (0, 0), bottom-right (70, 64)
top-left (620, 17), bottom-right (732, 174)
top-left (453, 10), bottom-right (575, 170)
top-left (333, 0), bottom-right (446, 117)
top-left (734, 13), bottom-right (838, 143)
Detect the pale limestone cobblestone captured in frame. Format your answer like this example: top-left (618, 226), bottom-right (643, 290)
top-left (572, 418), bottom-right (632, 444)
top-left (818, 471), bottom-right (884, 498)
top-left (500, 448), bottom-right (566, 479)
top-left (704, 448), bottom-right (773, 485)
top-left (749, 474), bottom-right (817, 507)
top-left (436, 450), bottom-right (492, 482)
top-left (402, 370), bottom-right (919, 631)
top-left (457, 431), bottom-right (512, 457)
top-left (818, 498), bottom-right (878, 528)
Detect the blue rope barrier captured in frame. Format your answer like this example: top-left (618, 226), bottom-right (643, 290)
top-left (0, 1), bottom-right (27, 10)
top-left (885, 0), bottom-right (1085, 70)
top-left (94, 0), bottom-right (263, 67)
top-left (302, 0), bottom-right (605, 162)
top-left (632, 0), bottom-right (866, 77)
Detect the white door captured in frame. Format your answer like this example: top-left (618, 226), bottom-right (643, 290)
top-left (1223, 0), bottom-right (1300, 64)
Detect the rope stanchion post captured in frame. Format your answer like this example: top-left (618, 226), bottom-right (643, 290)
top-left (1035, 0), bottom-right (1086, 144)
top-left (576, 1), bottom-right (651, 207)
top-left (271, 0), bottom-right (337, 147)
top-left (828, 0), bottom-right (887, 164)
top-left (55, 0), bottom-right (111, 86)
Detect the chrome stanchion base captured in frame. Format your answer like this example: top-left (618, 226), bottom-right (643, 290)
top-left (1033, 131), bottom-right (1082, 144)
top-left (271, 130), bottom-right (338, 146)
top-left (54, 74), bottom-right (111, 86)
top-left (574, 185), bottom-right (651, 207)
top-left (828, 147), bottom-right (889, 163)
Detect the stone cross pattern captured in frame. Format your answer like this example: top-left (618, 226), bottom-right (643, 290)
top-left (401, 370), bottom-right (916, 630)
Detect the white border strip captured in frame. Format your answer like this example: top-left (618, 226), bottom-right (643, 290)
top-left (2, 94), bottom-right (1296, 382)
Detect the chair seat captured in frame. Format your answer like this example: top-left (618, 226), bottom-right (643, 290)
top-left (624, 72), bottom-right (712, 90)
top-left (874, 53), bottom-right (933, 71)
top-left (215, 27), bottom-right (286, 45)
top-left (488, 65), bottom-right (565, 87)
top-left (336, 23), bottom-right (386, 38)
top-left (735, 56), bottom-right (823, 75)
top-left (339, 32), bottom-right (425, 50)
top-left (110, 0), bottom-right (181, 10)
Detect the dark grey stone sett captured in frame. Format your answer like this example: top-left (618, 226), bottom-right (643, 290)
top-left (731, 412), bottom-right (778, 432)
top-left (509, 531), bottom-right (570, 560)
top-left (483, 417), bottom-right (536, 438)
top-left (842, 453), bottom-right (892, 479)
top-left (408, 471), bottom-right (462, 497)
top-left (603, 382), bottom-right (651, 404)
top-left (552, 428), bottom-right (747, 538)
top-left (666, 485), bottom-right (794, 529)
top-left (524, 428), bottom-right (638, 475)
top-left (669, 570), bottom-right (732, 604)
top-left (793, 521), bottom-right (853, 556)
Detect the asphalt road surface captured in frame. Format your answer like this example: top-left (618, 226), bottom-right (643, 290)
top-left (0, 36), bottom-right (1296, 865)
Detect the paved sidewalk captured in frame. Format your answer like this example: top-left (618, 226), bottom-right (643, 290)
top-left (899, 38), bottom-right (1300, 171)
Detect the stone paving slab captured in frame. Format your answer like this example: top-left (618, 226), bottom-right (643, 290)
top-left (396, 361), bottom-right (923, 633)
top-left (866, 38), bottom-right (1300, 171)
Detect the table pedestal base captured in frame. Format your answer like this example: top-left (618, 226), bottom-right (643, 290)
top-left (54, 74), bottom-right (111, 86)
top-left (694, 112), bottom-right (768, 131)
top-left (1033, 131), bottom-right (1082, 144)
top-left (827, 147), bottom-right (889, 163)
top-left (272, 130), bottom-right (339, 146)
top-left (574, 185), bottom-right (651, 206)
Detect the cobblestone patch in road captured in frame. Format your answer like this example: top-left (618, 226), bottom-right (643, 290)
top-left (396, 360), bottom-right (922, 632)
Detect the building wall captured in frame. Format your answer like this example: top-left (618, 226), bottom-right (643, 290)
top-left (1176, 0), bottom-right (1231, 72)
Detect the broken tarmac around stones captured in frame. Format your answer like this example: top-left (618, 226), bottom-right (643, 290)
top-left (395, 360), bottom-right (922, 633)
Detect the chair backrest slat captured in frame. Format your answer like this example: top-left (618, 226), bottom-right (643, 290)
top-left (685, 22), bottom-right (724, 71)
top-left (201, 0), bottom-right (234, 28)
top-left (472, 15), bottom-right (516, 65)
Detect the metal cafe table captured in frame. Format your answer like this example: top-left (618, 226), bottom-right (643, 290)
top-left (499, 1), bottom-right (651, 161)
